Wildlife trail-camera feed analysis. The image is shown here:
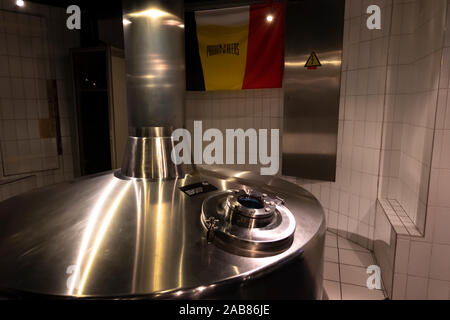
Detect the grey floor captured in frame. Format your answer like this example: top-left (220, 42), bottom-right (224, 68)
top-left (323, 231), bottom-right (386, 300)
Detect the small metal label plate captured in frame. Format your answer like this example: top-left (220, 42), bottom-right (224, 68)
top-left (180, 182), bottom-right (218, 197)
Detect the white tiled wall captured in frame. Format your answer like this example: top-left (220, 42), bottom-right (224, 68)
top-left (390, 0), bottom-right (450, 299)
top-left (185, 89), bottom-right (283, 173)
top-left (374, 0), bottom-right (450, 300)
top-left (0, 10), bottom-right (61, 176)
top-left (379, 0), bottom-right (446, 234)
top-left (0, 1), bottom-right (79, 201)
top-left (303, 3), bottom-right (450, 301)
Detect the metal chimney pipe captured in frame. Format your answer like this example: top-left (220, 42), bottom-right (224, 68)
top-left (120, 0), bottom-right (186, 179)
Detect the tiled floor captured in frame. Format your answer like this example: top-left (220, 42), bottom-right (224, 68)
top-left (323, 231), bottom-right (386, 300)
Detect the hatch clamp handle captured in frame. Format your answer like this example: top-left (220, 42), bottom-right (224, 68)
top-left (205, 217), bottom-right (220, 243)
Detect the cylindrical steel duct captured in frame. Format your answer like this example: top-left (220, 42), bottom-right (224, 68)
top-left (120, 0), bottom-right (186, 179)
top-left (122, 0), bottom-right (185, 133)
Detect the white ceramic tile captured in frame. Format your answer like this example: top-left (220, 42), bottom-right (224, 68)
top-left (338, 214), bottom-right (349, 235)
top-left (341, 284), bottom-right (385, 300)
top-left (6, 34), bottom-right (20, 56)
top-left (406, 276), bottom-right (428, 300)
top-left (432, 208), bottom-right (450, 244)
top-left (324, 280), bottom-right (341, 300)
top-left (440, 131), bottom-right (450, 170)
top-left (338, 237), bottom-right (370, 253)
top-left (339, 248), bottom-right (374, 267)
top-left (427, 279), bottom-right (450, 300)
top-left (340, 264), bottom-right (370, 287)
top-left (429, 244), bottom-right (450, 281)
top-left (407, 241), bottom-right (432, 277)
top-left (436, 169), bottom-right (450, 207)
top-left (0, 77), bottom-right (12, 98)
top-left (325, 232), bottom-right (337, 248)
top-left (325, 246), bottom-right (339, 263)
top-left (328, 211), bottom-right (339, 230)
top-left (0, 57), bottom-right (10, 78)
top-left (324, 262), bottom-right (340, 282)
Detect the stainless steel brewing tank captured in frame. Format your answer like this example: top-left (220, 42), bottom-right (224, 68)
top-left (0, 167), bottom-right (326, 299)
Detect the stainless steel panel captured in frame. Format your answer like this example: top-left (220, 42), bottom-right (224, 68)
top-left (282, 0), bottom-right (345, 181)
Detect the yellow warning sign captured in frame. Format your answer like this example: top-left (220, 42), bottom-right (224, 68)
top-left (305, 52), bottom-right (322, 69)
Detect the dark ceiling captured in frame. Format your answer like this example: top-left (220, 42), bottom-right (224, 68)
top-left (27, 0), bottom-right (268, 18)
top-left (29, 0), bottom-right (123, 18)
top-left (26, 0), bottom-right (257, 47)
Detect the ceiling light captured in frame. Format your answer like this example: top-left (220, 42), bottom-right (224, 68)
top-left (266, 14), bottom-right (274, 22)
top-left (128, 8), bottom-right (169, 19)
top-left (16, 0), bottom-right (25, 7)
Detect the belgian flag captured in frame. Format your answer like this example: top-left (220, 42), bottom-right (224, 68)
top-left (185, 3), bottom-right (285, 92)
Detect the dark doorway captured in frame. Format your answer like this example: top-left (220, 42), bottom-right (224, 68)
top-left (72, 50), bottom-right (112, 176)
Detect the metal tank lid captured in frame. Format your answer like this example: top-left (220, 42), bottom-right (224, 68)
top-left (0, 167), bottom-right (325, 298)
